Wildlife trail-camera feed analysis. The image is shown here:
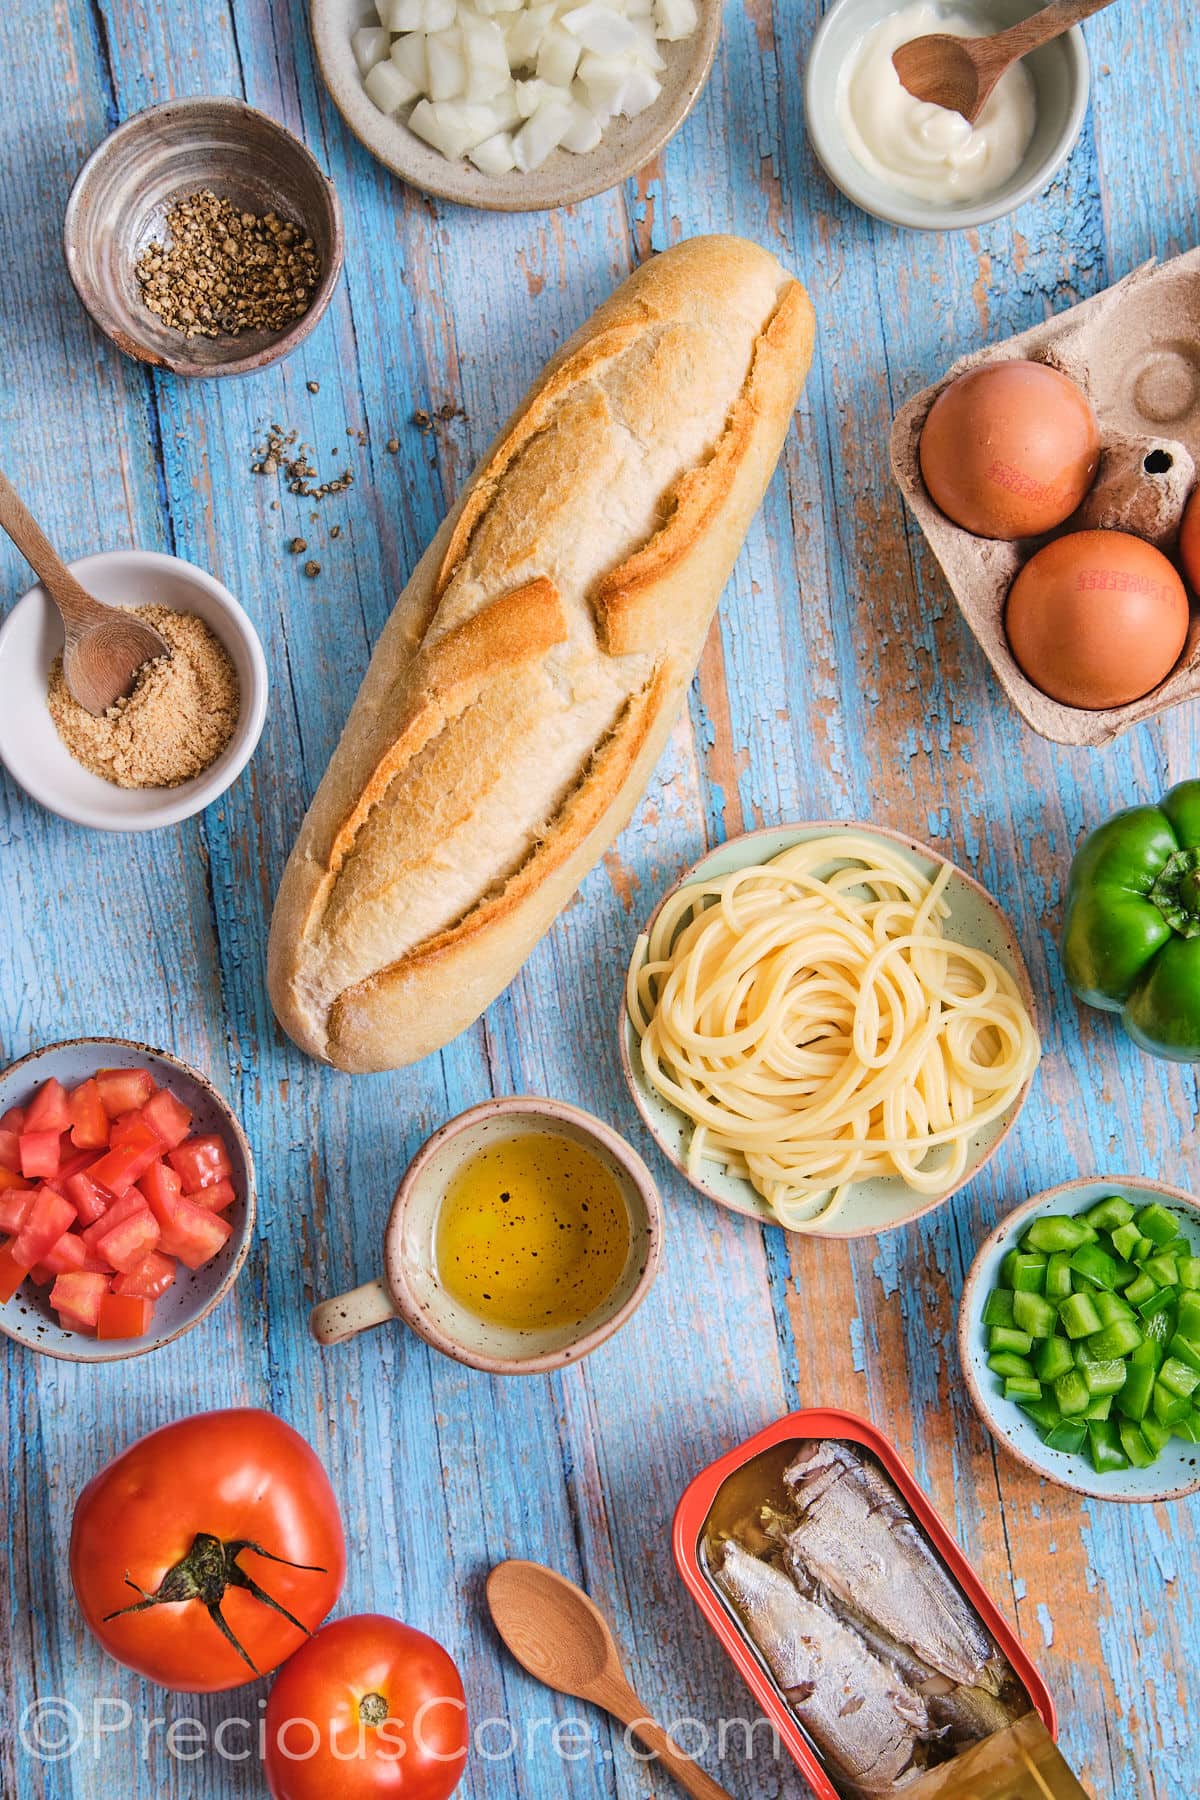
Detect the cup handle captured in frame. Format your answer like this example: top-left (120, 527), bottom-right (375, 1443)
top-left (310, 1278), bottom-right (396, 1346)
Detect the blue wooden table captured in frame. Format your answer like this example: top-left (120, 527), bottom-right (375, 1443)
top-left (2, 0), bottom-right (1199, 1793)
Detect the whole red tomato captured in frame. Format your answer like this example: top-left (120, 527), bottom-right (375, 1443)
top-left (70, 1409), bottom-right (346, 1692)
top-left (264, 1614), bottom-right (468, 1799)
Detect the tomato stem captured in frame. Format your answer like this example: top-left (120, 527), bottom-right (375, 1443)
top-left (103, 1533), bottom-right (328, 1674)
top-left (359, 1692), bottom-right (389, 1727)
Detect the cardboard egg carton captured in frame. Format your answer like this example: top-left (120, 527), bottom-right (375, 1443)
top-left (890, 247), bottom-right (1200, 747)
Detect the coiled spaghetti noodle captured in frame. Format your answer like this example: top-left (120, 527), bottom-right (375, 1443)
top-left (626, 836), bottom-right (1040, 1230)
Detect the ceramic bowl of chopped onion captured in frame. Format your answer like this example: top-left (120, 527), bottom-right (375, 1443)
top-left (311, 0), bottom-right (719, 209)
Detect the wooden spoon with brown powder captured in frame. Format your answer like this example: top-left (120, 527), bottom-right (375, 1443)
top-left (0, 468), bottom-right (171, 714)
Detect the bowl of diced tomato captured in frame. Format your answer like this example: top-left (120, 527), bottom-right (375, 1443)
top-left (0, 1038), bottom-right (254, 1360)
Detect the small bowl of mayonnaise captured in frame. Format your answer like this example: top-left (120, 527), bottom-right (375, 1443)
top-left (804, 0), bottom-right (1089, 230)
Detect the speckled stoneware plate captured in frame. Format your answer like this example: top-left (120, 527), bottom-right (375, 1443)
top-left (0, 1038), bottom-right (255, 1363)
top-left (310, 0), bottom-right (721, 210)
top-left (960, 1176), bottom-right (1200, 1503)
top-left (619, 822), bottom-right (1038, 1240)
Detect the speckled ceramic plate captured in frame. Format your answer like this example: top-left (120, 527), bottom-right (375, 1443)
top-left (0, 1038), bottom-right (255, 1363)
top-left (310, 0), bottom-right (721, 210)
top-left (619, 822), bottom-right (1038, 1239)
top-left (961, 1177), bottom-right (1200, 1503)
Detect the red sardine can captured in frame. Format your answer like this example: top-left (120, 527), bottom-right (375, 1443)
top-left (672, 1407), bottom-right (1056, 1799)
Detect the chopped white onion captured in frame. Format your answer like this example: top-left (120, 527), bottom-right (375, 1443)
top-left (359, 0), bottom-right (696, 172)
top-left (353, 24), bottom-right (390, 71)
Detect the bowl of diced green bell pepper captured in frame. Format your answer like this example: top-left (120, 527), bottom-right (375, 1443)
top-left (960, 1177), bottom-right (1200, 1501)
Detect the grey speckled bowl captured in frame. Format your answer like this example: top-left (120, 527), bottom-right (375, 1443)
top-left (64, 97), bottom-right (344, 377)
top-left (0, 1037), bottom-right (255, 1363)
top-left (311, 0), bottom-right (721, 211)
top-left (804, 0), bottom-right (1090, 231)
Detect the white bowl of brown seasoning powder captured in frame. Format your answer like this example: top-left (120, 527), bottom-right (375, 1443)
top-left (0, 551), bottom-right (268, 831)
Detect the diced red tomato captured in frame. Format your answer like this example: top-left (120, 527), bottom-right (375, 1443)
top-left (25, 1078), bottom-right (71, 1134)
top-left (50, 1270), bottom-right (107, 1329)
top-left (112, 1249), bottom-right (177, 1301)
top-left (140, 1087), bottom-right (193, 1149)
top-left (27, 1264), bottom-right (53, 1285)
top-left (19, 1129), bottom-right (61, 1181)
top-left (0, 1165), bottom-right (29, 1193)
top-left (192, 1176), bottom-right (236, 1214)
top-left (0, 1188), bottom-right (35, 1233)
top-left (97, 1292), bottom-right (155, 1339)
top-left (89, 1123), bottom-right (162, 1197)
top-left (58, 1147), bottom-right (100, 1182)
top-left (0, 1128), bottom-right (21, 1167)
top-left (68, 1078), bottom-right (111, 1149)
top-left (40, 1232), bottom-right (108, 1276)
top-left (138, 1160), bottom-right (182, 1229)
top-left (65, 1171), bottom-right (110, 1227)
top-left (95, 1068), bottom-right (155, 1119)
top-left (0, 1107), bottom-right (27, 1135)
top-left (94, 1207), bottom-right (160, 1274)
top-left (157, 1199), bottom-right (232, 1270)
top-left (80, 1189), bottom-right (147, 1256)
top-left (0, 1241), bottom-right (28, 1301)
top-left (168, 1135), bottom-right (233, 1194)
top-left (13, 1187), bottom-right (76, 1269)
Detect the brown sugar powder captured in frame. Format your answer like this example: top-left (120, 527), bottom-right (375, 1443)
top-left (47, 605), bottom-right (240, 789)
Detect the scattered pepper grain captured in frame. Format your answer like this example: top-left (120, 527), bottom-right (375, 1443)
top-left (289, 537), bottom-right (308, 554)
top-left (304, 560), bottom-right (321, 578)
top-left (135, 191), bottom-right (320, 340)
top-left (47, 606), bottom-right (239, 789)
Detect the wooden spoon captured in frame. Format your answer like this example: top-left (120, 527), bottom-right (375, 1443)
top-left (892, 0), bottom-right (1118, 125)
top-left (0, 469), bottom-right (170, 715)
top-left (486, 1560), bottom-right (734, 1800)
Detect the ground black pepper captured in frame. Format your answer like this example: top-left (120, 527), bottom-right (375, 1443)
top-left (135, 191), bottom-right (320, 340)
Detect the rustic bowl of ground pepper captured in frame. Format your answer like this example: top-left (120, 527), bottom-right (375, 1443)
top-left (64, 97), bottom-right (344, 378)
top-left (0, 549), bottom-right (268, 831)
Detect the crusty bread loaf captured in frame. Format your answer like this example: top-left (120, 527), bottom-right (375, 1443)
top-left (268, 234), bottom-right (815, 1072)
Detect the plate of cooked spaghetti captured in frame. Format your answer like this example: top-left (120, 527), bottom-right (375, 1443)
top-left (621, 823), bottom-right (1041, 1238)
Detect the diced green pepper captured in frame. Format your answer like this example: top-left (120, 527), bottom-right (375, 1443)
top-left (1130, 1337), bottom-right (1164, 1373)
top-left (1117, 1362), bottom-right (1155, 1421)
top-left (1084, 1195), bottom-right (1135, 1232)
top-left (1077, 1352), bottom-right (1128, 1397)
top-left (1144, 1253), bottom-right (1180, 1288)
top-left (1167, 1333), bottom-right (1200, 1374)
top-left (1069, 1243), bottom-right (1128, 1291)
top-left (989, 1324), bottom-right (1034, 1355)
top-left (1140, 1416), bottom-right (1172, 1455)
top-left (1044, 1252), bottom-right (1073, 1301)
top-left (1013, 1290), bottom-right (1058, 1339)
top-left (1118, 1421), bottom-right (1157, 1468)
top-left (1177, 1292), bottom-right (1200, 1342)
top-left (1052, 1369), bottom-right (1090, 1417)
top-left (1152, 1381), bottom-right (1193, 1426)
top-left (1025, 1217), bottom-right (1091, 1254)
top-left (1089, 1318), bottom-right (1145, 1359)
top-left (1123, 1271), bottom-right (1157, 1307)
top-left (1138, 1287), bottom-right (1177, 1321)
top-left (989, 1352), bottom-right (1036, 1380)
top-left (982, 1288), bottom-right (1017, 1329)
top-left (1110, 1221), bottom-right (1142, 1262)
top-left (1034, 1336), bottom-right (1075, 1383)
top-left (1091, 1290), bottom-right (1135, 1328)
top-left (1173, 1414), bottom-right (1200, 1444)
top-left (1180, 1258), bottom-right (1200, 1291)
top-left (1059, 1291), bottom-right (1103, 1339)
top-left (1135, 1203), bottom-right (1180, 1247)
top-left (1082, 1394), bottom-right (1113, 1420)
top-left (1004, 1377), bottom-right (1043, 1402)
top-left (1007, 1252), bottom-right (1049, 1293)
top-left (1088, 1419), bottom-right (1129, 1472)
top-left (1015, 1396), bottom-right (1063, 1431)
top-left (1144, 1304), bottom-right (1176, 1349)
top-left (1159, 1356), bottom-right (1200, 1400)
top-left (1043, 1420), bottom-right (1088, 1454)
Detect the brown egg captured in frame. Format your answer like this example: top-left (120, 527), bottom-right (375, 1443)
top-left (919, 360), bottom-right (1101, 539)
top-left (1179, 484), bottom-right (1200, 592)
top-left (1005, 530), bottom-right (1189, 710)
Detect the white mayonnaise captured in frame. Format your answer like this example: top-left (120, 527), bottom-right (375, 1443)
top-left (835, 3), bottom-right (1036, 204)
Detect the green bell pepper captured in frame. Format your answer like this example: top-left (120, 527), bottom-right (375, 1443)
top-left (1062, 781), bottom-right (1200, 1061)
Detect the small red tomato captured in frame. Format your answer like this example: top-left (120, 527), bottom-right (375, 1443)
top-left (264, 1614), bottom-right (468, 1800)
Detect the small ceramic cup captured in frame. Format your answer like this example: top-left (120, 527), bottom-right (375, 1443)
top-left (311, 1097), bottom-right (663, 1375)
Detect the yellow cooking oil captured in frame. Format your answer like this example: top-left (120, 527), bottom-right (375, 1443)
top-left (434, 1130), bottom-right (632, 1332)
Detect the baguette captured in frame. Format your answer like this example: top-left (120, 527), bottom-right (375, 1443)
top-left (268, 234), bottom-right (816, 1072)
